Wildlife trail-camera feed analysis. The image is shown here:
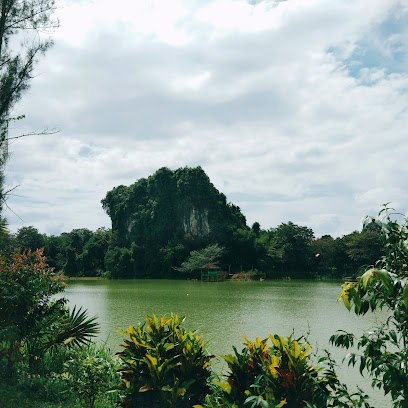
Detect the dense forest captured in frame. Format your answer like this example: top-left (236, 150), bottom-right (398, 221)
top-left (1, 167), bottom-right (384, 279)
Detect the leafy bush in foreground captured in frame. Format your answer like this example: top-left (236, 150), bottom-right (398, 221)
top-left (215, 334), bottom-right (320, 408)
top-left (0, 249), bottom-right (65, 373)
top-left (0, 248), bottom-right (100, 375)
top-left (63, 343), bottom-right (120, 408)
top-left (334, 205), bottom-right (408, 407)
top-left (116, 313), bottom-right (213, 408)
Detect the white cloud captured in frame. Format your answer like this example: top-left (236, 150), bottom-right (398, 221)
top-left (4, 0), bottom-right (408, 238)
top-left (56, 0), bottom-right (192, 46)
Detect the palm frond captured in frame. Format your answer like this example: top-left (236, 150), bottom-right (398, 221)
top-left (46, 306), bottom-right (100, 351)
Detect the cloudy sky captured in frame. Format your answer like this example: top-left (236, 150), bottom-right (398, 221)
top-left (4, 0), bottom-right (408, 238)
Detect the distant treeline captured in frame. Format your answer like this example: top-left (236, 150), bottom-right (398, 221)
top-left (2, 167), bottom-right (384, 279)
top-left (1, 219), bottom-right (384, 280)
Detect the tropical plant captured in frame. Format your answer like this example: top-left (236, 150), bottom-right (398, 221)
top-left (116, 313), bottom-right (213, 408)
top-left (0, 248), bottom-right (99, 375)
top-left (24, 305), bottom-right (100, 373)
top-left (0, 248), bottom-right (64, 373)
top-left (333, 204), bottom-right (408, 407)
top-left (310, 351), bottom-right (373, 408)
top-left (216, 334), bottom-right (321, 408)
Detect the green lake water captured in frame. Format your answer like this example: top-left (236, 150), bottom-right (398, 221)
top-left (62, 279), bottom-right (390, 406)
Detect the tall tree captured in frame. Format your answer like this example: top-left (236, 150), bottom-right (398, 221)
top-left (343, 229), bottom-right (384, 273)
top-left (13, 225), bottom-right (44, 251)
top-left (176, 243), bottom-right (224, 276)
top-left (268, 222), bottom-right (315, 278)
top-left (0, 0), bottom-right (57, 214)
top-left (0, 0), bottom-right (57, 121)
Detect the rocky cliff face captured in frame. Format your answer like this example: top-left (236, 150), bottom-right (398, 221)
top-left (183, 207), bottom-right (210, 237)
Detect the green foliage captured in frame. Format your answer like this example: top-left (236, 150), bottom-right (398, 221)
top-left (64, 246), bottom-right (80, 276)
top-left (21, 304), bottom-right (99, 374)
top-left (1, 172), bottom-right (386, 280)
top-left (63, 343), bottom-right (119, 408)
top-left (0, 371), bottom-right (73, 407)
top-left (264, 222), bottom-right (315, 278)
top-left (0, 0), bottom-right (57, 214)
top-left (334, 205), bottom-right (408, 407)
top-left (51, 306), bottom-right (99, 349)
top-left (311, 352), bottom-right (373, 408)
top-left (343, 227), bottom-right (384, 274)
top-left (311, 235), bottom-right (347, 278)
top-left (0, 0), bottom-right (57, 122)
top-left (102, 166), bottom-right (250, 278)
top-left (251, 222), bottom-right (261, 237)
top-left (79, 229), bottom-right (111, 276)
top-left (13, 225), bottom-right (45, 251)
top-left (0, 248), bottom-right (99, 375)
top-left (0, 248), bottom-right (65, 372)
top-left (105, 246), bottom-right (133, 278)
top-left (8, 216), bottom-right (385, 280)
top-left (0, 216), bottom-right (9, 248)
top-left (116, 313), bottom-right (213, 408)
top-left (43, 227), bottom-right (112, 277)
top-left (43, 234), bottom-right (68, 270)
top-left (218, 334), bottom-right (321, 408)
top-left (1, 169), bottom-right (384, 280)
top-left (177, 243), bottom-right (224, 275)
top-left (0, 342), bottom-right (119, 408)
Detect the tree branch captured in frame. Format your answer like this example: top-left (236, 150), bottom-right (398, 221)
top-left (6, 128), bottom-right (59, 141)
top-left (5, 5), bottom-right (58, 31)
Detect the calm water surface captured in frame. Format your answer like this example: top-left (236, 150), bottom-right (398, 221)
top-left (62, 279), bottom-right (389, 406)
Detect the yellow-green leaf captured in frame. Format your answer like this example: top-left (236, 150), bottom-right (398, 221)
top-left (292, 341), bottom-right (301, 358)
top-left (375, 269), bottom-right (393, 292)
top-left (268, 334), bottom-right (280, 348)
top-left (144, 354), bottom-right (157, 367)
top-left (403, 284), bottom-right (408, 309)
top-left (139, 385), bottom-right (151, 392)
top-left (212, 381), bottom-right (231, 393)
top-left (361, 269), bottom-right (375, 289)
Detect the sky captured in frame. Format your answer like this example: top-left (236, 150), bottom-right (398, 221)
top-left (4, 0), bottom-right (408, 238)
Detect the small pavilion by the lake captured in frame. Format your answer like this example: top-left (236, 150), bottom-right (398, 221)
top-left (200, 263), bottom-right (225, 282)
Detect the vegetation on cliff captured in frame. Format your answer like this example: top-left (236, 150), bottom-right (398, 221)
top-left (101, 166), bottom-right (249, 278)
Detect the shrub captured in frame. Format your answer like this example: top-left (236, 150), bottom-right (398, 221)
top-left (230, 270), bottom-right (264, 281)
top-left (63, 343), bottom-right (119, 408)
top-left (217, 334), bottom-right (320, 408)
top-left (116, 313), bottom-right (213, 408)
top-left (0, 249), bottom-right (65, 373)
top-left (334, 205), bottom-right (408, 407)
top-left (0, 248), bottom-right (99, 375)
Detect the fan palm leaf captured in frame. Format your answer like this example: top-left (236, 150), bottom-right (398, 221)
top-left (45, 306), bottom-right (100, 351)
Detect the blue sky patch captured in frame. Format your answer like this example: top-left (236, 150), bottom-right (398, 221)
top-left (332, 9), bottom-right (407, 80)
top-left (79, 146), bottom-right (93, 157)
